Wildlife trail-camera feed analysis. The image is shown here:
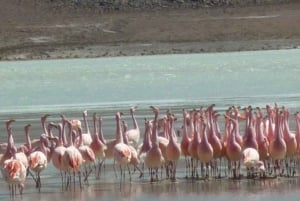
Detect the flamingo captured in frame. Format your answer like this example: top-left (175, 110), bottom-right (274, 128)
top-left (165, 113), bottom-right (181, 180)
top-left (181, 109), bottom-right (192, 178)
top-left (242, 147), bottom-right (265, 178)
top-left (29, 114), bottom-right (51, 151)
top-left (17, 124), bottom-right (32, 156)
top-left (113, 112), bottom-right (132, 180)
top-left (90, 113), bottom-right (107, 179)
top-left (294, 112), bottom-right (300, 155)
top-left (122, 120), bottom-right (143, 178)
top-left (137, 119), bottom-right (152, 162)
top-left (144, 106), bottom-right (165, 182)
top-left (206, 105), bottom-right (223, 177)
top-left (188, 109), bottom-right (202, 178)
top-left (74, 111), bottom-right (92, 146)
top-left (266, 105), bottom-right (276, 143)
top-left (136, 119), bottom-right (152, 177)
top-left (242, 106), bottom-right (258, 150)
top-left (197, 116), bottom-right (213, 178)
top-left (6, 120), bottom-right (29, 171)
top-left (27, 135), bottom-right (48, 192)
top-left (231, 106), bottom-right (243, 148)
top-left (63, 120), bottom-right (83, 190)
top-left (282, 107), bottom-right (297, 176)
top-left (269, 106), bottom-right (287, 176)
top-left (70, 119), bottom-right (82, 132)
top-left (77, 126), bottom-right (96, 183)
top-left (81, 110), bottom-right (92, 146)
top-left (225, 116), bottom-right (242, 179)
top-left (49, 123), bottom-right (69, 190)
top-left (1, 145), bottom-right (27, 196)
top-left (0, 120), bottom-right (18, 165)
top-left (255, 108), bottom-right (270, 174)
top-left (124, 106), bottom-right (140, 147)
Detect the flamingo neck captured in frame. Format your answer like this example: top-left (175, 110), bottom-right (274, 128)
top-left (131, 109), bottom-right (138, 130)
top-left (83, 111), bottom-right (90, 134)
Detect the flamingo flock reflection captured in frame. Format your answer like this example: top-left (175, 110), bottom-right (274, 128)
top-left (1, 104), bottom-right (300, 196)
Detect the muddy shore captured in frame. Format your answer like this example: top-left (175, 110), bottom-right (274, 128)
top-left (0, 0), bottom-right (300, 60)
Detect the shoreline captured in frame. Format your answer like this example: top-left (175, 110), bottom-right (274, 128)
top-left (2, 39), bottom-right (300, 61)
top-left (1, 1), bottom-right (300, 61)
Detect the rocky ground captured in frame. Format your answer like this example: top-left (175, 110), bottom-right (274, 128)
top-left (0, 0), bottom-right (300, 60)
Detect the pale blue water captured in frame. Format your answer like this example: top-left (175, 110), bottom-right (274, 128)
top-left (0, 49), bottom-right (300, 115)
top-left (1, 49), bottom-right (300, 201)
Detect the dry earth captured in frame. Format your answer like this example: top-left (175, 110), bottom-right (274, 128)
top-left (0, 0), bottom-right (300, 60)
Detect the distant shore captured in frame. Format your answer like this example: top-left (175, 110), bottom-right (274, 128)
top-left (0, 0), bottom-right (300, 60)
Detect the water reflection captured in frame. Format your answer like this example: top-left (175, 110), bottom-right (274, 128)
top-left (2, 167), bottom-right (300, 201)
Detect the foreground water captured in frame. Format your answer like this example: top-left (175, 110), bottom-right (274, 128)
top-left (1, 49), bottom-right (300, 200)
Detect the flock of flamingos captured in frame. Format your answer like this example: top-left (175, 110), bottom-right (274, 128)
top-left (1, 104), bottom-right (300, 196)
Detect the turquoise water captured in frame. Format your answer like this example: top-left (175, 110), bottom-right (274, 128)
top-left (1, 49), bottom-right (300, 114)
top-left (1, 49), bottom-right (300, 201)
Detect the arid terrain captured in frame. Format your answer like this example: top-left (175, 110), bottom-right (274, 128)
top-left (0, 0), bottom-right (300, 60)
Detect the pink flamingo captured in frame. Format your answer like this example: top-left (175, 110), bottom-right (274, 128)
top-left (188, 109), bottom-right (201, 178)
top-left (1, 145), bottom-right (27, 196)
top-left (49, 123), bottom-right (68, 189)
top-left (0, 120), bottom-right (18, 165)
top-left (77, 126), bottom-right (96, 183)
top-left (294, 112), bottom-right (300, 155)
top-left (282, 107), bottom-right (297, 176)
top-left (144, 106), bottom-right (165, 182)
top-left (225, 116), bottom-right (242, 179)
top-left (0, 120), bottom-right (25, 155)
top-left (180, 109), bottom-right (192, 177)
top-left (137, 119), bottom-right (152, 162)
top-left (5, 120), bottom-right (29, 171)
top-left (30, 114), bottom-right (51, 151)
top-left (269, 106), bottom-right (287, 176)
top-left (90, 113), bottom-right (107, 179)
top-left (242, 147), bottom-right (265, 177)
top-left (206, 104), bottom-right (222, 177)
top-left (242, 106), bottom-right (258, 150)
top-left (136, 119), bottom-right (152, 178)
top-left (63, 120), bottom-right (83, 190)
top-left (266, 105), bottom-right (276, 143)
top-left (17, 124), bottom-right (32, 156)
top-left (124, 106), bottom-right (140, 147)
top-left (70, 119), bottom-right (82, 132)
top-left (197, 116), bottom-right (213, 178)
top-left (75, 111), bottom-right (92, 146)
top-left (113, 112), bottom-right (132, 180)
top-left (122, 120), bottom-right (143, 178)
top-left (231, 106), bottom-right (243, 148)
top-left (27, 135), bottom-right (48, 192)
top-left (165, 113), bottom-right (181, 180)
top-left (255, 108), bottom-right (270, 172)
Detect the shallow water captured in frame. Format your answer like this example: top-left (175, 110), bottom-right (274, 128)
top-left (1, 49), bottom-right (300, 200)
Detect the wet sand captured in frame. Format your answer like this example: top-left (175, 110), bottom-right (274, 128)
top-left (1, 160), bottom-right (300, 201)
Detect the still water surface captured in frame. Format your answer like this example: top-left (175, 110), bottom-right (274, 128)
top-left (0, 49), bottom-right (300, 200)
